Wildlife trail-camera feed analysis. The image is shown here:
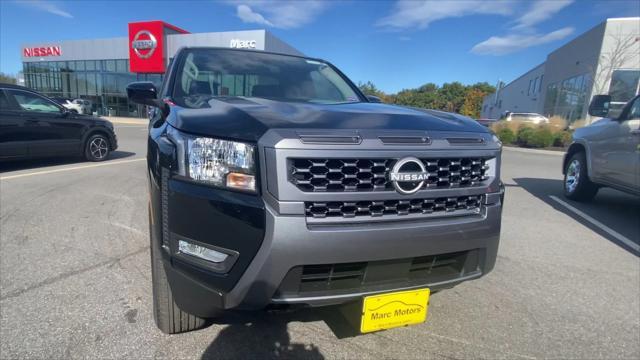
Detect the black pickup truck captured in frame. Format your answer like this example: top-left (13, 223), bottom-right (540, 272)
top-left (127, 48), bottom-right (504, 334)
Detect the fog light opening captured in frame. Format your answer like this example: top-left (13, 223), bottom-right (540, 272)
top-left (178, 240), bottom-right (228, 263)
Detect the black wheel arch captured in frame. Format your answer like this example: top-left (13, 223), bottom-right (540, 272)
top-left (563, 143), bottom-right (586, 175)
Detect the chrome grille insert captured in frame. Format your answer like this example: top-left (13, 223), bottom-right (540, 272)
top-left (290, 157), bottom-right (490, 192)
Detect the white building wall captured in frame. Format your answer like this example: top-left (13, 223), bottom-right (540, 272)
top-left (539, 21), bottom-right (605, 121)
top-left (481, 18), bottom-right (640, 123)
top-left (481, 63), bottom-right (545, 119)
top-left (592, 18), bottom-right (640, 101)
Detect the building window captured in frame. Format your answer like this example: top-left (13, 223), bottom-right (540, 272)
top-left (538, 75), bottom-right (544, 93)
top-left (23, 58), bottom-right (151, 117)
top-left (544, 74), bottom-right (589, 122)
top-left (528, 79), bottom-right (533, 95)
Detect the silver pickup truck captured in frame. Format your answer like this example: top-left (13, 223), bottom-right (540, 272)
top-left (563, 95), bottom-right (640, 201)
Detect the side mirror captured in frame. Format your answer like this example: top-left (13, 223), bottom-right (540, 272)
top-left (588, 94), bottom-right (611, 117)
top-left (366, 95), bottom-right (382, 103)
top-left (127, 82), bottom-right (159, 107)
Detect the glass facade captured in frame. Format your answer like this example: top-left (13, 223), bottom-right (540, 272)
top-left (22, 59), bottom-right (163, 117)
top-left (543, 73), bottom-right (590, 122)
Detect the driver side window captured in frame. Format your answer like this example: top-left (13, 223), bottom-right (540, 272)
top-left (6, 90), bottom-right (61, 113)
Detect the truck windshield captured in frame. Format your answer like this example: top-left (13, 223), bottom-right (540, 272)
top-left (172, 49), bottom-right (362, 108)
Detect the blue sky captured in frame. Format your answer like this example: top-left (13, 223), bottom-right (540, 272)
top-left (1, 0), bottom-right (638, 93)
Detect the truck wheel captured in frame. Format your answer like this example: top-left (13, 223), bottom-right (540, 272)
top-left (84, 134), bottom-right (110, 162)
top-left (149, 211), bottom-right (210, 334)
top-left (564, 151), bottom-right (598, 201)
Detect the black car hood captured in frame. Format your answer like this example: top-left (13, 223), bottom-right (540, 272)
top-left (169, 97), bottom-right (488, 142)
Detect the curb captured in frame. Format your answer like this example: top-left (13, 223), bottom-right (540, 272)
top-left (103, 116), bottom-right (148, 125)
top-left (109, 120), bottom-right (149, 125)
top-left (503, 146), bottom-right (565, 156)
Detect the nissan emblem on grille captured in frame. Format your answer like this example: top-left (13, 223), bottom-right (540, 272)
top-left (390, 157), bottom-right (429, 195)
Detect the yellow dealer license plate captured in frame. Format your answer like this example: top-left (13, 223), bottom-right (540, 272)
top-left (360, 288), bottom-right (430, 333)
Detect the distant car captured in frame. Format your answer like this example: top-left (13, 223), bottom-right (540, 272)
top-left (476, 118), bottom-right (498, 127)
top-left (0, 83), bottom-right (117, 162)
top-left (502, 112), bottom-right (549, 124)
top-left (562, 94), bottom-right (640, 201)
top-left (72, 99), bottom-right (92, 114)
top-left (51, 97), bottom-right (84, 114)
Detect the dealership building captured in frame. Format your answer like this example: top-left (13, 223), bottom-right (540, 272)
top-left (481, 17), bottom-right (640, 123)
top-left (20, 21), bottom-right (302, 117)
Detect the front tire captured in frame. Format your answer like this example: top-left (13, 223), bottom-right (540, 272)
top-left (564, 151), bottom-right (598, 201)
top-left (84, 134), bottom-right (110, 162)
top-left (149, 209), bottom-right (211, 334)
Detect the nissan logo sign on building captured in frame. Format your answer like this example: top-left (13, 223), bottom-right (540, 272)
top-left (131, 30), bottom-right (158, 59)
top-left (128, 21), bottom-right (188, 73)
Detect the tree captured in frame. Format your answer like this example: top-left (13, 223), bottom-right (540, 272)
top-left (591, 31), bottom-right (639, 96)
top-left (356, 80), bottom-right (496, 117)
top-left (358, 81), bottom-right (389, 102)
top-left (0, 72), bottom-right (17, 84)
top-left (439, 82), bottom-right (467, 112)
top-left (460, 88), bottom-right (485, 118)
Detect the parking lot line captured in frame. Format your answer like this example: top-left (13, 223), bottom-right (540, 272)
top-left (549, 195), bottom-right (639, 252)
top-left (0, 158), bottom-right (146, 181)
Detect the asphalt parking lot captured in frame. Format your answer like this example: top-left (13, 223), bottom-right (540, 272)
top-left (1, 123), bottom-right (638, 359)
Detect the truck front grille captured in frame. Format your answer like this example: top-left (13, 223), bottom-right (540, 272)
top-left (290, 157), bottom-right (490, 192)
top-left (305, 195), bottom-right (483, 219)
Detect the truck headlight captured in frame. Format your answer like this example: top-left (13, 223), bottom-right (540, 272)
top-left (168, 126), bottom-right (256, 192)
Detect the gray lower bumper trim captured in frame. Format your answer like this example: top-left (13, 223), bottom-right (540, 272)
top-left (271, 271), bottom-right (482, 305)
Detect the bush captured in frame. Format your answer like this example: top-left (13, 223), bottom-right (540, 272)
top-left (516, 126), bottom-right (535, 146)
top-left (553, 130), bottom-right (573, 147)
top-left (548, 116), bottom-right (568, 130)
top-left (495, 127), bottom-right (516, 144)
top-left (492, 118), bottom-right (574, 149)
top-left (528, 126), bottom-right (554, 148)
top-left (515, 126), bottom-right (554, 148)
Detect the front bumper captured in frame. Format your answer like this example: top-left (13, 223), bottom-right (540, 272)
top-left (163, 184), bottom-right (502, 316)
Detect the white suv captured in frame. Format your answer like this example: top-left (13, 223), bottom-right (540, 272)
top-left (502, 112), bottom-right (549, 124)
top-left (72, 99), bottom-right (92, 114)
top-left (51, 97), bottom-right (91, 114)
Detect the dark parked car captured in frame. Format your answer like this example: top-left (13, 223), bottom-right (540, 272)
top-left (128, 48), bottom-right (504, 334)
top-left (0, 83), bottom-right (117, 162)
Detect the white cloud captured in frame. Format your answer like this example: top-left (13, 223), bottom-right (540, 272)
top-left (236, 4), bottom-right (273, 27)
top-left (17, 0), bottom-right (73, 18)
top-left (513, 0), bottom-right (573, 29)
top-left (470, 27), bottom-right (574, 55)
top-left (376, 0), bottom-right (515, 30)
top-left (230, 1), bottom-right (328, 29)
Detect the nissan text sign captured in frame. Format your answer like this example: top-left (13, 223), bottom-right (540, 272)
top-left (23, 46), bottom-right (62, 58)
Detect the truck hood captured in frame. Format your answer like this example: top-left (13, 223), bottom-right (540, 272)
top-left (169, 97), bottom-right (488, 141)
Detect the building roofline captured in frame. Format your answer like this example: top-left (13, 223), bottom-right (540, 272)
top-left (498, 62), bottom-right (545, 91)
top-left (22, 29), bottom-right (270, 47)
top-left (606, 17), bottom-right (640, 22)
